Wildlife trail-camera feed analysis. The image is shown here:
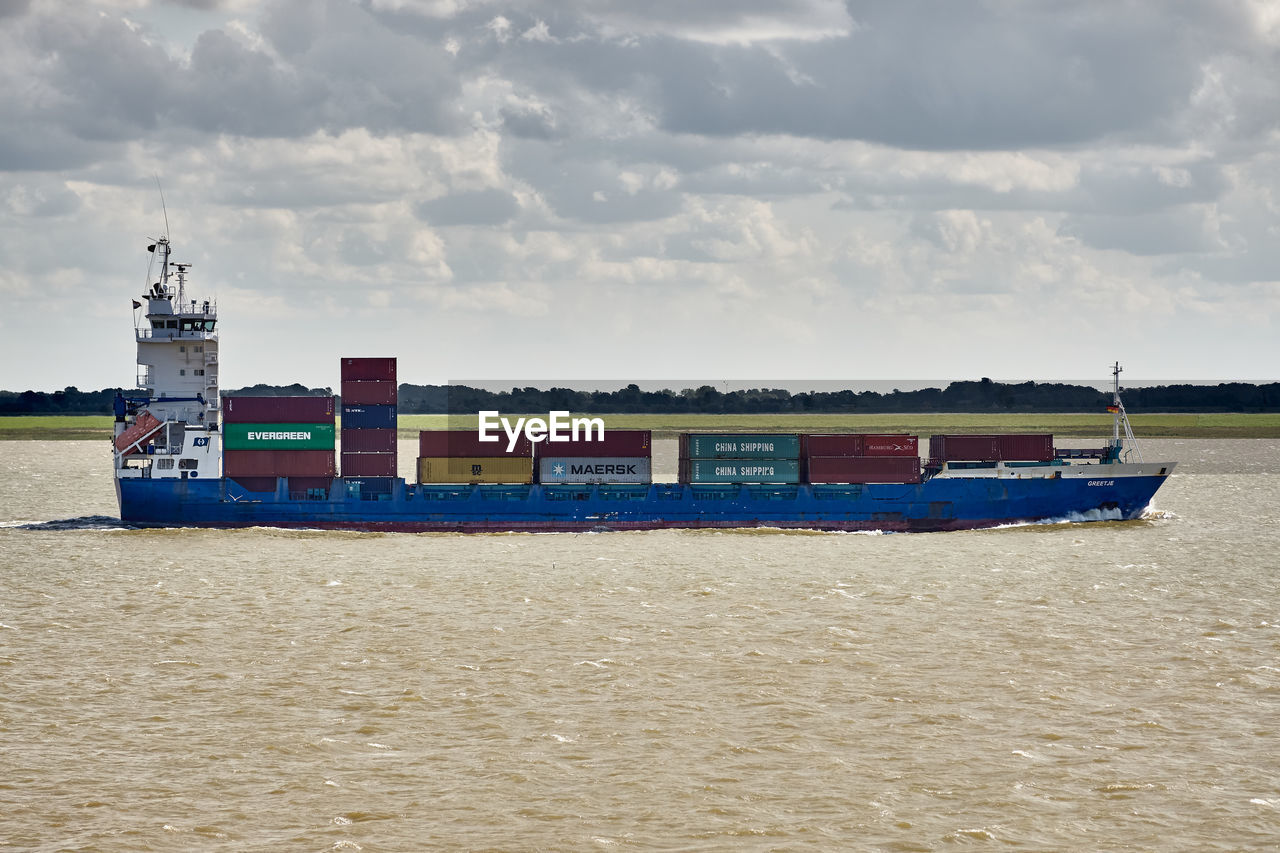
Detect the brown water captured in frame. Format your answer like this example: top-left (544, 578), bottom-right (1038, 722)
top-left (1, 440), bottom-right (1278, 851)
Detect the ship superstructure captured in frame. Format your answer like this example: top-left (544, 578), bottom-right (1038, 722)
top-left (113, 237), bottom-right (221, 486)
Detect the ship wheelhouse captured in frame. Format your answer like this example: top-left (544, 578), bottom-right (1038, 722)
top-left (114, 236), bottom-right (221, 483)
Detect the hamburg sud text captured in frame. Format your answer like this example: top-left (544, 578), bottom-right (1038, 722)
top-left (478, 411), bottom-right (605, 453)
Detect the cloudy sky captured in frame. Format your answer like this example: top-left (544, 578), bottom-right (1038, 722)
top-left (2, 0), bottom-right (1277, 392)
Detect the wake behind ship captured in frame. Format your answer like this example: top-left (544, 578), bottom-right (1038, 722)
top-left (113, 238), bottom-right (1174, 532)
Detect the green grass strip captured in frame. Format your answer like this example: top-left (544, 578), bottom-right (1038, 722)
top-left (5, 412), bottom-right (1279, 440)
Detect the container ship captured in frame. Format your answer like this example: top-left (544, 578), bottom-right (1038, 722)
top-left (113, 239), bottom-right (1175, 532)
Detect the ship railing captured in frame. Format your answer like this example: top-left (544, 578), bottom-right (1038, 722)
top-left (136, 326), bottom-right (216, 340)
top-left (1055, 447), bottom-right (1109, 460)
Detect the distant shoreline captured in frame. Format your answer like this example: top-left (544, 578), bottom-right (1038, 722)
top-left (3, 413), bottom-right (1278, 440)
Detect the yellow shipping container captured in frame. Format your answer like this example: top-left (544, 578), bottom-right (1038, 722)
top-left (417, 456), bottom-right (533, 484)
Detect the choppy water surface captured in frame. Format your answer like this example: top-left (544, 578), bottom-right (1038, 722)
top-left (1, 440), bottom-right (1277, 851)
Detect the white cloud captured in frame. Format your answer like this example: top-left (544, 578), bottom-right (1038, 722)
top-left (0, 0), bottom-right (1276, 389)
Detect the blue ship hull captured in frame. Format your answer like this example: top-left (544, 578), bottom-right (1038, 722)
top-left (116, 474), bottom-right (1167, 533)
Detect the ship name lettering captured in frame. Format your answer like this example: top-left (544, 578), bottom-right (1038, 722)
top-left (1087, 479), bottom-right (1114, 486)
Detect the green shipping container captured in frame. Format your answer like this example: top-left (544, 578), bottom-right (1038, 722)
top-left (682, 458), bottom-right (801, 484)
top-left (681, 433), bottom-right (800, 459)
top-left (223, 422), bottom-right (336, 451)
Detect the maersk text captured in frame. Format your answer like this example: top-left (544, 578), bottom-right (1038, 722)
top-left (571, 463), bottom-right (637, 475)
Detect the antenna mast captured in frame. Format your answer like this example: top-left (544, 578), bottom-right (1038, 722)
top-left (155, 175), bottom-right (170, 241)
top-left (1111, 362), bottom-right (1142, 463)
top-left (1112, 362), bottom-right (1121, 447)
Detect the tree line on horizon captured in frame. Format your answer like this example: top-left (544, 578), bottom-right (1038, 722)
top-left (3, 379), bottom-right (1279, 415)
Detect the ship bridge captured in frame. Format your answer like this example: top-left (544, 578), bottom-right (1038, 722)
top-left (115, 236), bottom-right (221, 485)
top-left (133, 238), bottom-right (219, 427)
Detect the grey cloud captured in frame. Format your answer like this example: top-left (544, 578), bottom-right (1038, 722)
top-left (1170, 248), bottom-right (1280, 286)
top-left (830, 158), bottom-right (1230, 219)
top-left (23, 184), bottom-right (82, 218)
top-left (580, 0), bottom-right (845, 32)
top-left (415, 189), bottom-right (521, 226)
top-left (33, 13), bottom-right (176, 142)
top-left (653, 4), bottom-right (1206, 148)
top-left (208, 171), bottom-right (404, 210)
top-left (437, 2), bottom-right (1267, 159)
top-left (175, 28), bottom-right (320, 137)
top-left (0, 129), bottom-right (106, 172)
top-left (1058, 209), bottom-right (1224, 256)
top-left (8, 0), bottom-right (1277, 163)
top-left (162, 0), bottom-right (233, 9)
top-left (506, 142), bottom-right (683, 223)
top-left (338, 230), bottom-right (389, 266)
top-left (1073, 162), bottom-right (1227, 215)
top-left (0, 12), bottom-right (160, 168)
top-left (257, 0), bottom-right (461, 135)
top-left (2, 0), bottom-right (462, 152)
top-left (500, 106), bottom-right (560, 140)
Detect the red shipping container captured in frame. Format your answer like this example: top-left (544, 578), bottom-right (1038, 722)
top-left (929, 434), bottom-right (1053, 462)
top-left (342, 428), bottom-right (398, 453)
top-left (536, 429), bottom-right (651, 458)
top-left (862, 434), bottom-right (919, 457)
top-left (222, 396), bottom-right (335, 424)
top-left (929, 434), bottom-right (994, 461)
top-left (288, 477), bottom-right (333, 493)
top-left (228, 476), bottom-right (277, 493)
top-left (801, 434), bottom-right (864, 457)
top-left (1000, 434), bottom-right (1054, 461)
top-left (342, 452), bottom-right (397, 477)
top-left (341, 357), bottom-right (397, 381)
top-left (806, 456), bottom-right (921, 484)
top-left (800, 434), bottom-right (918, 458)
top-left (341, 380), bottom-right (398, 406)
top-left (419, 429), bottom-right (533, 458)
top-left (223, 449), bottom-right (336, 477)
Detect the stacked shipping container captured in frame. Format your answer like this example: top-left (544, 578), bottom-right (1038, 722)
top-left (928, 434), bottom-right (1054, 464)
top-left (674, 433), bottom-right (922, 484)
top-left (417, 430), bottom-right (534, 484)
top-left (221, 396), bottom-right (336, 492)
top-left (341, 358), bottom-right (398, 480)
top-left (536, 429), bottom-right (652, 484)
top-left (678, 434), bottom-right (801, 483)
top-left (417, 426), bottom-right (654, 484)
top-left (802, 434), bottom-right (922, 484)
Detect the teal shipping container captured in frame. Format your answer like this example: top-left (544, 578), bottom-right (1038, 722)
top-left (680, 434), bottom-right (800, 460)
top-left (223, 422), bottom-right (336, 450)
top-left (679, 458), bottom-right (801, 484)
